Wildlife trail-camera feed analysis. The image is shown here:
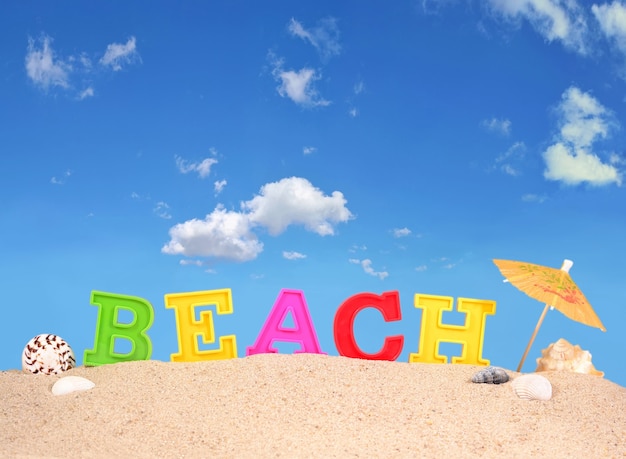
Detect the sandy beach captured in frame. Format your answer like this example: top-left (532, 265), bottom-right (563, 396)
top-left (1, 354), bottom-right (624, 458)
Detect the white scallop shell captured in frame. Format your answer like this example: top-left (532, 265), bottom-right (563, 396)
top-left (511, 374), bottom-right (552, 401)
top-left (22, 334), bottom-right (76, 375)
top-left (52, 376), bottom-right (95, 396)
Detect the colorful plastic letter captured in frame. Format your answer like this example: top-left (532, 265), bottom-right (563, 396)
top-left (83, 291), bottom-right (154, 366)
top-left (409, 294), bottom-right (496, 365)
top-left (246, 289), bottom-right (325, 356)
top-left (334, 291), bottom-right (404, 361)
top-left (165, 289), bottom-right (237, 362)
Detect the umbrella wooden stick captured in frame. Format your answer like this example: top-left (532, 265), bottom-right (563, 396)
top-left (516, 259), bottom-right (573, 372)
top-left (516, 305), bottom-right (549, 372)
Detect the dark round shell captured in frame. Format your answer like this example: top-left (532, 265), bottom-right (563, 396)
top-left (471, 366), bottom-right (510, 384)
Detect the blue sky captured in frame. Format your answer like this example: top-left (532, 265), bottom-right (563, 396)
top-left (2, 1), bottom-right (625, 386)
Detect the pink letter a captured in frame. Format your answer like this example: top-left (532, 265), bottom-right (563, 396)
top-left (246, 289), bottom-right (325, 356)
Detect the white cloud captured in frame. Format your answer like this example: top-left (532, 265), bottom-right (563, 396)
top-left (283, 251), bottom-right (307, 260)
top-left (243, 177), bottom-right (353, 236)
top-left (276, 67), bottom-right (330, 107)
top-left (392, 227), bottom-right (412, 238)
top-left (100, 37), bottom-right (139, 71)
top-left (495, 141), bottom-right (526, 176)
top-left (269, 53), bottom-right (330, 107)
top-left (593, 1), bottom-right (626, 55)
top-left (163, 177), bottom-right (352, 262)
top-left (26, 33), bottom-right (139, 97)
top-left (214, 179), bottom-right (227, 195)
top-left (162, 205), bottom-right (263, 262)
top-left (154, 201), bottom-right (172, 220)
top-left (353, 80), bottom-right (365, 95)
top-left (78, 87), bottom-right (94, 100)
top-left (415, 265), bottom-right (428, 272)
top-left (487, 0), bottom-right (589, 54)
top-left (25, 35), bottom-right (71, 90)
top-left (287, 17), bottom-right (341, 60)
top-left (179, 259), bottom-right (203, 266)
top-left (521, 193), bottom-right (547, 203)
top-left (543, 142), bottom-right (621, 185)
top-left (175, 155), bottom-right (218, 178)
top-left (50, 169), bottom-right (72, 185)
top-left (543, 87), bottom-right (622, 186)
top-left (350, 258), bottom-right (388, 280)
top-left (348, 108), bottom-right (359, 118)
top-left (303, 146), bottom-right (317, 155)
top-left (482, 117), bottom-right (512, 135)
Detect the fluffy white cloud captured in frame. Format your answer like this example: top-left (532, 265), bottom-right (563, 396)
top-left (26, 33), bottom-right (139, 97)
top-left (214, 179), bottom-right (227, 195)
top-left (276, 67), bottom-right (330, 107)
top-left (543, 142), bottom-right (621, 185)
top-left (487, 0), bottom-right (589, 54)
top-left (288, 17), bottom-right (341, 60)
top-left (162, 205), bottom-right (263, 262)
top-left (593, 1), bottom-right (626, 53)
top-left (283, 251), bottom-right (307, 260)
top-left (25, 35), bottom-right (71, 90)
top-left (243, 177), bottom-right (353, 236)
top-left (543, 87), bottom-right (622, 186)
top-left (303, 146), bottom-right (317, 155)
top-left (350, 258), bottom-right (388, 280)
top-left (482, 117), bottom-right (511, 135)
top-left (392, 227), bottom-right (412, 238)
top-left (163, 177), bottom-right (352, 262)
top-left (175, 155), bottom-right (218, 178)
top-left (100, 37), bottom-right (139, 71)
top-left (269, 53), bottom-right (330, 107)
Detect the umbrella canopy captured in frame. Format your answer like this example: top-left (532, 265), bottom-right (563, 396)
top-left (493, 258), bottom-right (606, 372)
top-left (493, 259), bottom-right (606, 331)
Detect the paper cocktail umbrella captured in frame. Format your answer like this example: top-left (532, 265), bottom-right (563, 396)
top-left (492, 258), bottom-right (606, 372)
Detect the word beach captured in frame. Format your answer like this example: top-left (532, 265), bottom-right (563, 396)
top-left (84, 288), bottom-right (496, 367)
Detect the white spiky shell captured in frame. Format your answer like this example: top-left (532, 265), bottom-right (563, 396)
top-left (511, 374), bottom-right (552, 401)
top-left (52, 376), bottom-right (95, 396)
top-left (22, 334), bottom-right (76, 375)
top-left (536, 338), bottom-right (604, 377)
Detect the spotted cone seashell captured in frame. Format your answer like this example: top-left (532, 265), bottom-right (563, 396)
top-left (536, 338), bottom-right (604, 377)
top-left (22, 334), bottom-right (76, 375)
top-left (471, 366), bottom-right (509, 384)
top-left (512, 374), bottom-right (552, 401)
top-left (52, 376), bottom-right (95, 396)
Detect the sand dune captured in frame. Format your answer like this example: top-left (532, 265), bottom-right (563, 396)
top-left (1, 354), bottom-right (624, 458)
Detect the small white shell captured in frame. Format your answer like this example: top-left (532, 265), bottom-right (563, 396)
top-left (511, 374), bottom-right (552, 401)
top-left (51, 376), bottom-right (95, 396)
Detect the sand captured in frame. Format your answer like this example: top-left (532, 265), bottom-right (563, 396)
top-left (1, 354), bottom-right (625, 458)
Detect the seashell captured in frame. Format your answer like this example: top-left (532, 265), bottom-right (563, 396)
top-left (511, 374), bottom-right (552, 401)
top-left (471, 366), bottom-right (510, 384)
top-left (536, 338), bottom-right (604, 377)
top-left (52, 376), bottom-right (95, 396)
top-left (22, 334), bottom-right (76, 375)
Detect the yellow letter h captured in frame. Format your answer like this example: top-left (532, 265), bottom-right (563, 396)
top-left (409, 294), bottom-right (496, 366)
